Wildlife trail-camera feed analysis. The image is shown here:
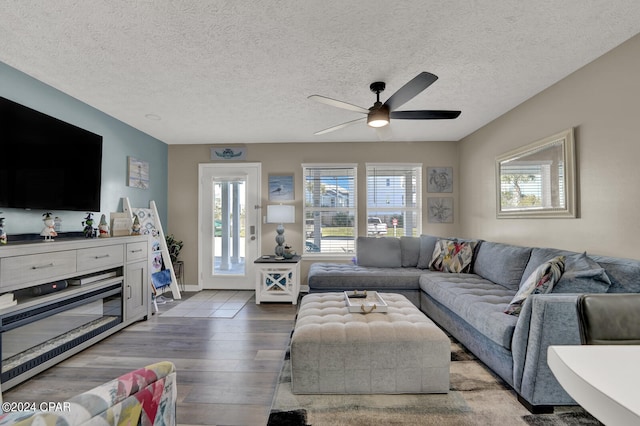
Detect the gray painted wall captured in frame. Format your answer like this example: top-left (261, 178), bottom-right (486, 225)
top-left (0, 61), bottom-right (168, 236)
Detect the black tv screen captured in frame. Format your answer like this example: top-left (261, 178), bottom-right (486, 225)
top-left (0, 96), bottom-right (102, 212)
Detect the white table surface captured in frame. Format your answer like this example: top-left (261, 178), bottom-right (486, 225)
top-left (548, 345), bottom-right (640, 426)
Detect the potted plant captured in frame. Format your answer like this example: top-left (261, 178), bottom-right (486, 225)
top-left (165, 234), bottom-right (183, 264)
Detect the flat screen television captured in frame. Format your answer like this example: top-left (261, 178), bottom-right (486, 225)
top-left (0, 96), bottom-right (103, 212)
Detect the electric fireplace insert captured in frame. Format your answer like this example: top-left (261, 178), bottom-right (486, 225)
top-left (0, 282), bottom-right (123, 385)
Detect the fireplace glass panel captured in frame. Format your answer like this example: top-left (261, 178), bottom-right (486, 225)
top-left (1, 283), bottom-right (123, 383)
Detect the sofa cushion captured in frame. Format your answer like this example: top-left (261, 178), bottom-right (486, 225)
top-left (419, 272), bottom-right (518, 349)
top-left (474, 242), bottom-right (532, 291)
top-left (588, 255), bottom-right (640, 293)
top-left (429, 239), bottom-right (477, 273)
top-left (553, 252), bottom-right (611, 293)
top-left (505, 256), bottom-right (565, 316)
top-left (416, 234), bottom-right (439, 269)
top-left (356, 237), bottom-right (402, 268)
top-left (400, 236), bottom-right (421, 267)
top-left (308, 263), bottom-right (424, 291)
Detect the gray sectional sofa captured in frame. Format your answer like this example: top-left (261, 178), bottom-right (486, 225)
top-left (307, 235), bottom-right (640, 412)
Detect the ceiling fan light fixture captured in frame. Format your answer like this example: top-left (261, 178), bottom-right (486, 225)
top-left (367, 105), bottom-right (389, 128)
top-left (310, 72), bottom-right (459, 135)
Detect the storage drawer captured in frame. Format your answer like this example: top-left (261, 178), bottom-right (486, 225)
top-left (126, 241), bottom-right (148, 262)
top-left (0, 250), bottom-right (77, 288)
top-left (77, 244), bottom-right (124, 272)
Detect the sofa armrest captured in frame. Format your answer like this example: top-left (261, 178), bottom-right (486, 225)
top-left (0, 361), bottom-right (177, 425)
top-left (511, 294), bottom-right (581, 407)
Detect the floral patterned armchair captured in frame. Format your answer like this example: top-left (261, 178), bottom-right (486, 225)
top-left (0, 361), bottom-right (177, 425)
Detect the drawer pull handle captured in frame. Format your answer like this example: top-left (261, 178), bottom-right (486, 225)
top-left (130, 249), bottom-right (143, 253)
top-left (94, 254), bottom-right (110, 259)
top-left (32, 263), bottom-right (54, 270)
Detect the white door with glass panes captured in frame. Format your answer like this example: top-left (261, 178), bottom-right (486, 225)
top-left (198, 163), bottom-right (261, 289)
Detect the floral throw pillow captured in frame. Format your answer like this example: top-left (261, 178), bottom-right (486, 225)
top-left (429, 239), bottom-right (477, 273)
top-left (504, 255), bottom-right (566, 316)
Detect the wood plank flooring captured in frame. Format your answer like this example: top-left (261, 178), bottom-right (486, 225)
top-left (2, 290), bottom-right (298, 426)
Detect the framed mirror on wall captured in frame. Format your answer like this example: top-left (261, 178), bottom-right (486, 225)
top-left (496, 128), bottom-right (577, 218)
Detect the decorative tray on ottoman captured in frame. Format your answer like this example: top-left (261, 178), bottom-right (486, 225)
top-left (344, 290), bottom-right (388, 313)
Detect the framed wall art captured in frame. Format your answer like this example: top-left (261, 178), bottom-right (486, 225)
top-left (127, 157), bottom-right (149, 189)
top-left (427, 167), bottom-right (453, 193)
top-left (269, 174), bottom-right (294, 201)
top-left (427, 197), bottom-right (454, 223)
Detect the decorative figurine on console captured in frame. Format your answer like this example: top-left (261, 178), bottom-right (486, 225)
top-left (40, 212), bottom-right (58, 242)
top-left (82, 212), bottom-right (96, 238)
top-left (98, 214), bottom-right (110, 238)
top-left (0, 213), bottom-right (6, 245)
top-left (131, 214), bottom-right (141, 235)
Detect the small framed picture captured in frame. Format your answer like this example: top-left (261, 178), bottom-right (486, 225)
top-left (427, 197), bottom-right (454, 223)
top-left (269, 174), bottom-right (294, 201)
top-left (427, 167), bottom-right (453, 193)
top-left (128, 157), bottom-right (149, 189)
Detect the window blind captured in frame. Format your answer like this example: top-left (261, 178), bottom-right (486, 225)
top-left (366, 164), bottom-right (422, 237)
top-left (303, 164), bottom-right (357, 255)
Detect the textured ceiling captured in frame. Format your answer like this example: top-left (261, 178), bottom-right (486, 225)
top-left (1, 1), bottom-right (639, 145)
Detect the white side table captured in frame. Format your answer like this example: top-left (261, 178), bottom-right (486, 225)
top-left (254, 255), bottom-right (301, 304)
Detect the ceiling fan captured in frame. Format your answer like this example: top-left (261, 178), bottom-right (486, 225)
top-left (309, 72), bottom-right (461, 135)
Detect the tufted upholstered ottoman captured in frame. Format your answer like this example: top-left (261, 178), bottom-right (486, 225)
top-left (290, 292), bottom-right (450, 394)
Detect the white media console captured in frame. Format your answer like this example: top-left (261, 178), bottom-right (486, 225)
top-left (0, 235), bottom-right (151, 391)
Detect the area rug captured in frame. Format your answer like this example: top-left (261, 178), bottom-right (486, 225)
top-left (268, 338), bottom-right (602, 426)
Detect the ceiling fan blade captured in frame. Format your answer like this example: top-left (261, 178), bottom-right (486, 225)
top-left (308, 95), bottom-right (369, 114)
top-left (383, 72), bottom-right (438, 111)
top-left (314, 117), bottom-right (367, 135)
top-left (390, 110), bottom-right (461, 120)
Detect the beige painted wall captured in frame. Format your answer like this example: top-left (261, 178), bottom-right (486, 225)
top-left (458, 33), bottom-right (640, 258)
top-left (168, 141), bottom-right (459, 286)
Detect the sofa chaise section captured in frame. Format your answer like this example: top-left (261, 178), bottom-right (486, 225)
top-left (308, 236), bottom-right (428, 306)
top-left (308, 263), bottom-right (424, 306)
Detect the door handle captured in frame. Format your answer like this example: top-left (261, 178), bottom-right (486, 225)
top-left (250, 225), bottom-right (256, 241)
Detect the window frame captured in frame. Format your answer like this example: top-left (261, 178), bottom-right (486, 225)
top-left (302, 163), bottom-right (358, 258)
top-left (365, 163), bottom-right (422, 238)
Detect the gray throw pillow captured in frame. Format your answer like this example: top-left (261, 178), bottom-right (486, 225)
top-left (356, 237), bottom-right (402, 268)
top-left (552, 252), bottom-right (611, 293)
top-left (417, 234), bottom-right (439, 269)
top-left (589, 255), bottom-right (640, 293)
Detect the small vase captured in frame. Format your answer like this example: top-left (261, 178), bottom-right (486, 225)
top-left (283, 246), bottom-right (296, 259)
